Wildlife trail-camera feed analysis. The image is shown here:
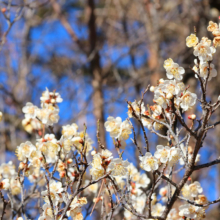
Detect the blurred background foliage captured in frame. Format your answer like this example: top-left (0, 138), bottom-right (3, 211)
top-left (1, 0), bottom-right (220, 219)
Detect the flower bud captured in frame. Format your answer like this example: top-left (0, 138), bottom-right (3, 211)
top-left (188, 114), bottom-right (196, 120)
top-left (1, 8), bottom-right (6, 13)
top-left (218, 95), bottom-right (220, 101)
top-left (60, 153), bottom-right (65, 160)
top-left (59, 171), bottom-right (66, 178)
top-left (0, 112), bottom-right (2, 122)
top-left (159, 78), bottom-right (164, 84)
top-left (17, 217), bottom-right (23, 220)
top-left (166, 93), bottom-right (173, 99)
top-left (0, 179), bottom-right (10, 190)
top-left (91, 150), bottom-right (96, 156)
top-left (19, 162), bottom-right (26, 170)
top-left (51, 98), bottom-right (56, 104)
top-left (131, 188), bottom-right (137, 195)
top-left (67, 158), bottom-right (73, 164)
top-left (150, 86), bottom-right (155, 92)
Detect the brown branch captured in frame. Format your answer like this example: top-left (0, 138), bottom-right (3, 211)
top-left (193, 158), bottom-right (220, 171)
top-left (0, 190), bottom-right (9, 220)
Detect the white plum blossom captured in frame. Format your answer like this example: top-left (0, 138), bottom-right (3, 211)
top-left (10, 178), bottom-right (21, 195)
top-left (189, 181), bottom-right (203, 197)
top-left (119, 120), bottom-right (132, 140)
top-left (168, 147), bottom-right (181, 166)
top-left (154, 145), bottom-right (171, 164)
top-left (16, 141), bottom-right (36, 162)
top-left (200, 62), bottom-right (217, 80)
top-left (38, 204), bottom-right (53, 220)
top-left (186, 34), bottom-right (199, 47)
top-left (176, 91), bottom-right (197, 112)
top-left (167, 208), bottom-right (178, 220)
top-left (166, 62), bottom-right (185, 81)
top-left (108, 158), bottom-right (130, 177)
top-left (0, 161), bottom-right (17, 179)
top-left (193, 40), bottom-right (213, 62)
top-left (72, 131), bottom-right (93, 154)
top-left (40, 88), bottom-right (63, 105)
top-left (179, 204), bottom-right (204, 219)
top-left (127, 100), bottom-right (145, 118)
top-left (22, 102), bottom-right (38, 119)
top-left (62, 123), bottom-right (78, 138)
top-left (139, 152), bottom-right (158, 172)
top-left (104, 116), bottom-right (122, 138)
top-left (152, 203), bottom-right (165, 217)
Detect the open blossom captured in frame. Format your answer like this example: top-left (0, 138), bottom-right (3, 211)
top-left (38, 204), bottom-right (53, 220)
top-left (65, 197), bottom-right (87, 220)
top-left (166, 62), bottom-right (185, 81)
top-left (139, 152), bottom-right (158, 172)
top-left (0, 161), bottom-right (17, 179)
top-left (72, 132), bottom-right (93, 154)
top-left (154, 145), bottom-right (170, 164)
top-left (186, 34), bottom-right (199, 47)
top-left (62, 123), bottom-right (78, 138)
top-left (182, 181), bottom-right (203, 199)
top-left (40, 88), bottom-right (63, 105)
top-left (179, 204), bottom-right (204, 219)
top-left (167, 208), bottom-right (178, 220)
top-left (108, 158), bottom-right (130, 177)
top-left (119, 120), bottom-right (132, 140)
top-left (189, 181), bottom-right (203, 197)
top-left (22, 102), bottom-right (38, 119)
top-left (200, 62), bottom-right (217, 80)
top-left (104, 116), bottom-right (122, 138)
top-left (193, 40), bottom-right (212, 62)
top-left (152, 203), bottom-right (165, 217)
top-left (127, 100), bottom-right (145, 118)
top-left (163, 58), bottom-right (174, 70)
top-left (168, 147), bottom-right (181, 166)
top-left (37, 104), bottom-right (59, 126)
top-left (150, 104), bottom-right (162, 117)
top-left (16, 141), bottom-right (36, 162)
top-left (22, 118), bottom-right (42, 134)
top-left (176, 91), bottom-right (197, 112)
top-left (10, 178), bottom-right (21, 195)
top-left (90, 149), bottom-right (112, 179)
top-left (207, 21), bottom-right (218, 32)
top-left (41, 180), bottom-right (63, 205)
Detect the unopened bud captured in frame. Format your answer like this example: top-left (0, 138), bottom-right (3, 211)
top-left (1, 8), bottom-right (6, 13)
top-left (67, 158), bottom-right (73, 164)
top-left (93, 197), bottom-right (101, 203)
top-left (19, 162), bottom-right (26, 170)
top-left (0, 112), bottom-right (2, 122)
top-left (218, 95), bottom-right (220, 101)
top-left (131, 189), bottom-right (137, 195)
top-left (91, 150), bottom-right (96, 156)
top-left (17, 217), bottom-right (23, 220)
top-left (188, 146), bottom-right (193, 154)
top-left (60, 153), bottom-right (65, 160)
top-left (159, 78), bottom-right (164, 84)
top-left (166, 93), bottom-right (173, 99)
top-left (188, 114), bottom-right (196, 120)
top-left (59, 171), bottom-right (66, 178)
top-left (51, 98), bottom-right (56, 104)
top-left (150, 86), bottom-right (155, 92)
top-left (79, 139), bottom-right (84, 144)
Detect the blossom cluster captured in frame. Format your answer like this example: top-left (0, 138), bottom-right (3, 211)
top-left (0, 20), bottom-right (219, 220)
